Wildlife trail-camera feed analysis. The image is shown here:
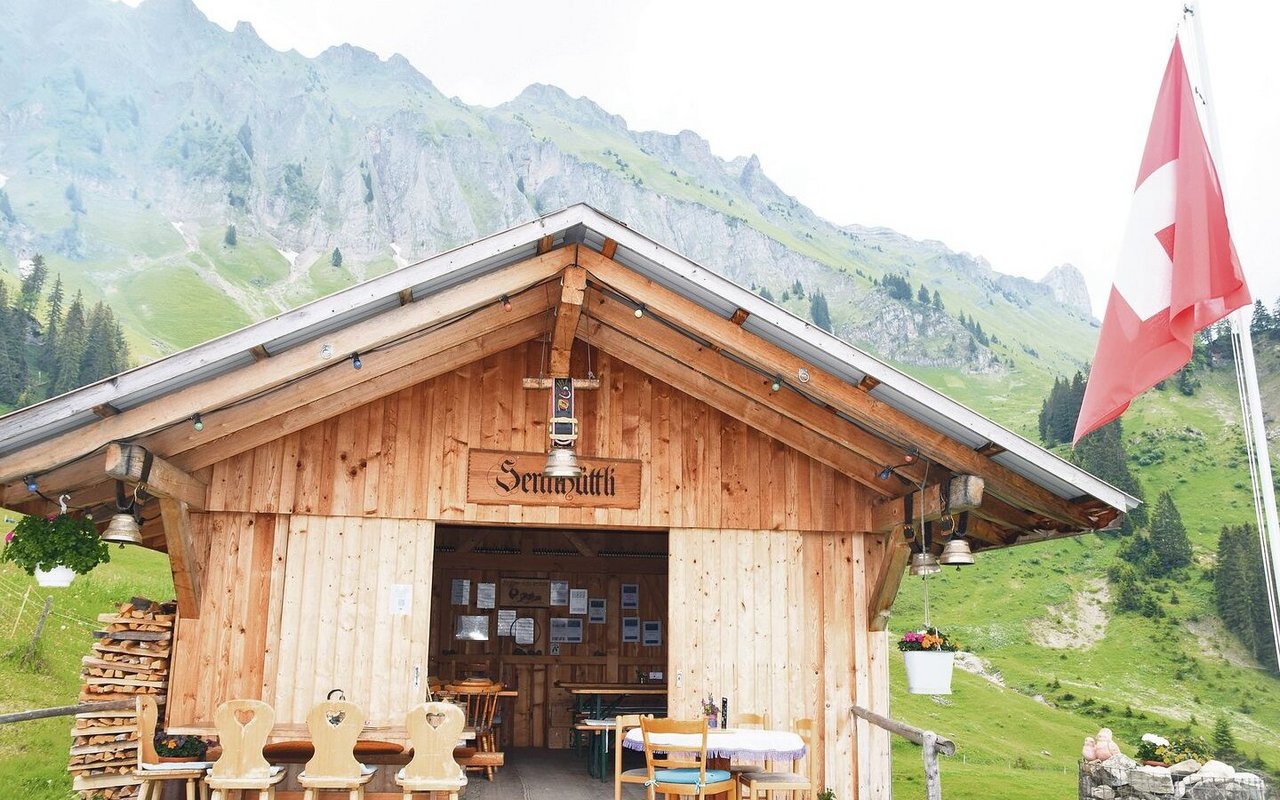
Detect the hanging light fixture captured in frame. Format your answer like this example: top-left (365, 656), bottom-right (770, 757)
top-left (102, 481), bottom-right (142, 546)
top-left (543, 377), bottom-right (583, 477)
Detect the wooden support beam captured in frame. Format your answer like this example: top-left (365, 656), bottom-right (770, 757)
top-left (562, 532), bottom-right (597, 558)
top-left (600, 238), bottom-right (618, 260)
top-left (104, 443), bottom-right (207, 510)
top-left (0, 249), bottom-right (575, 491)
top-left (867, 531), bottom-right (912, 632)
top-left (580, 248), bottom-right (1101, 529)
top-left (537, 234), bottom-right (555, 254)
top-left (249, 344), bottom-right (271, 362)
top-left (91, 404), bottom-right (120, 418)
top-left (730, 308), bottom-right (750, 326)
top-left (158, 498), bottom-right (201, 617)
top-left (521, 378), bottom-right (601, 390)
top-left (868, 476), bottom-right (984, 534)
top-left (398, 288), bottom-right (414, 306)
top-left (857, 375), bottom-right (881, 392)
top-left (549, 265), bottom-right (587, 376)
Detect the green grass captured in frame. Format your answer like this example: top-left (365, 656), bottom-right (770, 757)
top-left (197, 226), bottom-right (290, 291)
top-left (119, 262), bottom-right (254, 350)
top-left (0, 548), bottom-right (173, 797)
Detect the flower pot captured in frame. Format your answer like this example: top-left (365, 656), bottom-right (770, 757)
top-left (34, 565), bottom-right (75, 587)
top-left (903, 650), bottom-right (954, 695)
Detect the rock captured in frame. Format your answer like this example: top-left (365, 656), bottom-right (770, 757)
top-left (1091, 786), bottom-right (1116, 800)
top-left (1168, 760), bottom-right (1202, 779)
top-left (1127, 766), bottom-right (1174, 795)
top-left (1198, 761), bottom-right (1236, 780)
top-left (1182, 776), bottom-right (1266, 800)
top-left (1094, 753), bottom-right (1137, 787)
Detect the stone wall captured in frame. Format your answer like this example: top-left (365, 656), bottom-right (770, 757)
top-left (1080, 754), bottom-right (1268, 800)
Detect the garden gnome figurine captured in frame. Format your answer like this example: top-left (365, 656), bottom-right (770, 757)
top-left (1082, 736), bottom-right (1097, 761)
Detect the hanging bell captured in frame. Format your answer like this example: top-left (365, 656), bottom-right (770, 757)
top-left (102, 512), bottom-right (143, 546)
top-left (909, 551), bottom-right (941, 577)
top-left (543, 447), bottom-right (582, 478)
top-left (939, 537), bottom-right (974, 566)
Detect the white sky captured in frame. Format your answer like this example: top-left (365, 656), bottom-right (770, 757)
top-left (117, 0), bottom-right (1280, 316)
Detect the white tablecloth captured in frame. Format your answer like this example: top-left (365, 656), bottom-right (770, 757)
top-left (622, 728), bottom-right (805, 761)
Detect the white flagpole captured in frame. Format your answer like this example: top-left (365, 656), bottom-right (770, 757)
top-left (1184, 4), bottom-right (1280, 667)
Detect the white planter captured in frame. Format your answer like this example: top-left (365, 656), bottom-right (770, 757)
top-left (34, 565), bottom-right (76, 587)
top-left (903, 651), bottom-right (954, 695)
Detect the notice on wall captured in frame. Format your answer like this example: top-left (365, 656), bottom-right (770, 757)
top-left (390, 584), bottom-right (412, 616)
top-left (569, 588), bottom-right (588, 615)
top-left (550, 617), bottom-right (584, 644)
top-left (622, 616), bottom-right (640, 643)
top-left (588, 598), bottom-right (606, 624)
top-left (550, 580), bottom-right (570, 606)
top-left (513, 617), bottom-right (535, 645)
top-left (642, 620), bottom-right (662, 647)
top-left (497, 609), bottom-right (517, 637)
top-left (476, 582), bottom-right (496, 610)
top-left (451, 578), bottom-right (471, 606)
top-left (621, 583), bottom-right (639, 610)
top-left (500, 578), bottom-right (549, 607)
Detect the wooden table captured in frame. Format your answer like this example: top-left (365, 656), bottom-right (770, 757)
top-left (556, 681), bottom-right (668, 719)
top-left (623, 727), bottom-right (806, 800)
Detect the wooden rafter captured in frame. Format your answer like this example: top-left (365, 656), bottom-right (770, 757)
top-left (867, 476), bottom-right (984, 534)
top-left (600, 238), bottom-right (618, 260)
top-left (579, 248), bottom-right (1102, 529)
top-left (586, 288), bottom-right (927, 487)
top-left (579, 316), bottom-right (894, 493)
top-left (104, 443), bottom-right (208, 510)
top-left (866, 531), bottom-right (911, 632)
top-left (562, 532), bottom-right (597, 558)
top-left (549, 264), bottom-right (587, 376)
top-left (0, 249), bottom-right (576, 497)
top-left (158, 498), bottom-right (201, 617)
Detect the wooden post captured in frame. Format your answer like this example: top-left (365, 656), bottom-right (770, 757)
top-left (21, 596), bottom-right (52, 668)
top-left (923, 730), bottom-right (942, 800)
top-left (9, 584), bottom-right (30, 636)
top-left (0, 699), bottom-right (135, 725)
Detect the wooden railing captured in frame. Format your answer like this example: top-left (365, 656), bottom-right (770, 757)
top-left (851, 704), bottom-right (955, 800)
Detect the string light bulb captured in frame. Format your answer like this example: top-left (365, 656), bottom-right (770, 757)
top-left (24, 475), bottom-right (37, 494)
top-left (500, 295), bottom-right (512, 312)
top-left (351, 352), bottom-right (363, 370)
top-left (192, 413), bottom-right (204, 432)
top-left (770, 377), bottom-right (782, 392)
top-left (634, 303), bottom-right (645, 318)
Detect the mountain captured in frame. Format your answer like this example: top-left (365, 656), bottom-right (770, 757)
top-left (0, 0), bottom-right (1094, 401)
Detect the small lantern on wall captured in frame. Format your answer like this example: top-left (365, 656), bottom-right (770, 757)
top-left (544, 377), bottom-right (583, 477)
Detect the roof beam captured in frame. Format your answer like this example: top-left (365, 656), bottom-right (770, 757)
top-left (549, 264), bottom-right (587, 376)
top-left (580, 248), bottom-right (1100, 529)
top-left (867, 531), bottom-right (911, 632)
top-left (104, 443), bottom-right (207, 510)
top-left (868, 475), bottom-right (984, 534)
top-left (580, 317), bottom-right (892, 492)
top-left (0, 248), bottom-right (575, 489)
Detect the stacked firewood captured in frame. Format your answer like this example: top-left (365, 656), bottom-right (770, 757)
top-left (68, 598), bottom-right (176, 800)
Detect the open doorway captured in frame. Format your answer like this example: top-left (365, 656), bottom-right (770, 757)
top-left (429, 525), bottom-right (669, 755)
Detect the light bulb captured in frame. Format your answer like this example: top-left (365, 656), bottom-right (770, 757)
top-left (352, 353), bottom-right (362, 370)
top-left (192, 413), bottom-right (204, 432)
top-left (500, 295), bottom-right (512, 312)
top-left (634, 304), bottom-right (644, 318)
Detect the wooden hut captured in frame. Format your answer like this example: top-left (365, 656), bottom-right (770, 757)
top-left (0, 204), bottom-right (1136, 798)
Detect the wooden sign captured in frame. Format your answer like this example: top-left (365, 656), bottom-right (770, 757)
top-left (500, 578), bottom-right (549, 607)
top-left (467, 450), bottom-right (641, 509)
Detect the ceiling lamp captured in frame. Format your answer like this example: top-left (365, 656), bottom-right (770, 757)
top-left (543, 377), bottom-right (584, 477)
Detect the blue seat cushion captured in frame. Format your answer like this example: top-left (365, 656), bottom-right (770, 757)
top-left (654, 768), bottom-right (732, 785)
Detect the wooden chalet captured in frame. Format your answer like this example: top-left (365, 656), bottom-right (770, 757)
top-left (0, 204), bottom-right (1136, 798)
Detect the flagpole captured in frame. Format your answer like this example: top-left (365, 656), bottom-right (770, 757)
top-left (1184, 3), bottom-right (1280, 667)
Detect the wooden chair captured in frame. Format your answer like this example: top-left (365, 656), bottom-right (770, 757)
top-left (134, 694), bottom-right (212, 800)
top-left (614, 713), bottom-right (652, 800)
top-left (727, 712), bottom-right (770, 777)
top-left (639, 716), bottom-right (735, 800)
top-left (396, 701), bottom-right (468, 800)
top-left (206, 699), bottom-right (286, 800)
top-left (737, 718), bottom-right (813, 800)
top-left (298, 699), bottom-right (377, 800)
top-left (444, 681), bottom-right (504, 780)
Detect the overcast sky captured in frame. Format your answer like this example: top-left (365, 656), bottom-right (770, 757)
top-left (119, 0), bottom-right (1280, 316)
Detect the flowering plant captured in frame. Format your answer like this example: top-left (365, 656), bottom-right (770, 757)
top-left (896, 626), bottom-right (958, 652)
top-left (700, 693), bottom-right (719, 717)
top-left (1134, 732), bottom-right (1210, 765)
top-left (2, 513), bottom-right (110, 575)
top-left (154, 734), bottom-right (211, 758)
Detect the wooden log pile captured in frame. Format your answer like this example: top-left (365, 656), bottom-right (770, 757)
top-left (68, 598), bottom-right (176, 800)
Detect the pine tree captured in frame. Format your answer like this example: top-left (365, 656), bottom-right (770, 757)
top-left (18, 254), bottom-right (47, 316)
top-left (758, 286), bottom-right (774, 302)
top-left (51, 292), bottom-right (88, 395)
top-left (224, 224), bottom-right (237, 247)
top-left (331, 247), bottom-right (343, 267)
top-left (41, 274), bottom-right (64, 375)
top-left (79, 302), bottom-right (129, 385)
top-left (917, 283), bottom-right (930, 304)
top-left (0, 188), bottom-right (14, 222)
top-left (1212, 716), bottom-right (1240, 764)
top-left (1072, 419), bottom-right (1146, 531)
top-left (932, 289), bottom-right (943, 310)
top-left (791, 279), bottom-right (804, 299)
top-left (809, 290), bottom-right (832, 333)
top-left (1251, 299), bottom-right (1274, 337)
top-left (1215, 524), bottom-right (1278, 669)
top-left (1147, 490), bottom-right (1192, 575)
top-left (0, 282), bottom-right (19, 404)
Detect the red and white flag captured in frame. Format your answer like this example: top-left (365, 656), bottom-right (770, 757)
top-left (1074, 35), bottom-right (1251, 444)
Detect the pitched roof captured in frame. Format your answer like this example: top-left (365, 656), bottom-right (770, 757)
top-left (0, 204), bottom-right (1136, 541)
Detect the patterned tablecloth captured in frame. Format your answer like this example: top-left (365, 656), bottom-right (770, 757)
top-left (622, 727), bottom-right (805, 762)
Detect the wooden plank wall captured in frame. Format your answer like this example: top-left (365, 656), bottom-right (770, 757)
top-left (431, 551), bottom-right (668, 747)
top-left (668, 529), bottom-right (887, 800)
top-left (168, 514), bottom-right (435, 735)
top-left (203, 343), bottom-right (860, 530)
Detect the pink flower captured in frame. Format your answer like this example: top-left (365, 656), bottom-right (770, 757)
top-left (4, 530), bottom-right (12, 543)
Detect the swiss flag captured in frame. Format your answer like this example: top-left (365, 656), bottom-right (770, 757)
top-left (1073, 36), bottom-right (1251, 445)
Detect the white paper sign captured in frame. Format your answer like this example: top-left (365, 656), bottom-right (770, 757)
top-left (477, 582), bottom-right (496, 609)
top-left (622, 616), bottom-right (640, 643)
top-left (642, 620), bottom-right (662, 646)
top-left (550, 580), bottom-right (569, 606)
top-left (497, 609), bottom-right (517, 637)
top-left (588, 598), bottom-right (606, 624)
top-left (513, 617), bottom-right (535, 645)
top-left (621, 583), bottom-right (639, 610)
top-left (569, 588), bottom-right (588, 615)
top-left (550, 617), bottom-right (584, 643)
top-left (390, 584), bottom-right (412, 616)
top-left (451, 578), bottom-right (471, 605)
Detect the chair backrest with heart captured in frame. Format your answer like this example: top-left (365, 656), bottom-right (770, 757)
top-left (209, 699), bottom-right (275, 779)
top-left (303, 699), bottom-right (366, 779)
top-left (402, 701), bottom-right (466, 781)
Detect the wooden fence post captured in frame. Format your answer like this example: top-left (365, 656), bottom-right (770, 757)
top-left (923, 729), bottom-right (942, 800)
top-left (21, 595), bottom-right (52, 668)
